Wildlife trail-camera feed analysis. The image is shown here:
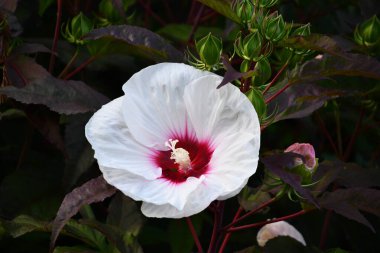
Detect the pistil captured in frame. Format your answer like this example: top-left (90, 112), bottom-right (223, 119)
top-left (165, 139), bottom-right (192, 172)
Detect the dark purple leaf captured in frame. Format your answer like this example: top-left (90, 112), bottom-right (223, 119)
top-left (12, 43), bottom-right (52, 55)
top-left (319, 188), bottom-right (380, 232)
top-left (217, 56), bottom-right (246, 88)
top-left (50, 176), bottom-right (117, 250)
top-left (25, 106), bottom-right (66, 155)
top-left (63, 114), bottom-right (94, 190)
top-left (85, 25), bottom-right (183, 62)
top-left (282, 34), bottom-right (354, 57)
top-left (1, 56), bottom-right (109, 114)
top-left (261, 152), bottom-right (319, 207)
top-left (313, 161), bottom-right (380, 194)
top-left (266, 52), bottom-right (380, 122)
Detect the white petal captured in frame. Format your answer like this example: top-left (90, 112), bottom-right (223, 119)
top-left (85, 97), bottom-right (161, 180)
top-left (183, 75), bottom-right (260, 146)
top-left (122, 63), bottom-right (210, 150)
top-left (206, 132), bottom-right (260, 198)
top-left (100, 166), bottom-right (205, 210)
top-left (141, 183), bottom-right (220, 218)
top-left (257, 221), bottom-right (306, 247)
top-left (217, 178), bottom-right (248, 201)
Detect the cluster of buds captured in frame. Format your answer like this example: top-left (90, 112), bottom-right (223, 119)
top-left (188, 33), bottom-right (223, 71)
top-left (354, 15), bottom-right (380, 51)
top-left (62, 12), bottom-right (93, 45)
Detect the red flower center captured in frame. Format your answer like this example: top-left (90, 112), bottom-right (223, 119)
top-left (153, 136), bottom-right (213, 183)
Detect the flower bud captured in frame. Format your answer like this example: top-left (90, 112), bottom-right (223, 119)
top-left (264, 13), bottom-right (287, 42)
top-left (252, 57), bottom-right (272, 86)
top-left (291, 23), bottom-right (311, 55)
top-left (293, 23), bottom-right (311, 37)
top-left (246, 88), bottom-right (266, 120)
top-left (284, 143), bottom-right (316, 171)
top-left (235, 30), bottom-right (263, 61)
top-left (257, 221), bottom-right (306, 247)
top-left (254, 0), bottom-right (279, 8)
top-left (62, 12), bottom-right (94, 45)
top-left (195, 33), bottom-right (222, 68)
top-left (354, 15), bottom-right (380, 48)
top-left (236, 0), bottom-right (255, 26)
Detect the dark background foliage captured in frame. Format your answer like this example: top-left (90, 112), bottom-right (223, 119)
top-left (0, 0), bottom-right (379, 253)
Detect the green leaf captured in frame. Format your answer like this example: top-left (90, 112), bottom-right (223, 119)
top-left (167, 215), bottom-right (203, 253)
top-left (3, 215), bottom-right (50, 238)
top-left (38, 0), bottom-right (55, 16)
top-left (50, 176), bottom-right (117, 250)
top-left (319, 188), bottom-right (380, 232)
top-left (81, 219), bottom-right (143, 253)
top-left (157, 24), bottom-right (223, 42)
top-left (85, 25), bottom-right (183, 62)
top-left (197, 0), bottom-right (241, 24)
top-left (238, 186), bottom-right (272, 211)
top-left (64, 220), bottom-right (108, 252)
top-left (106, 193), bottom-right (144, 236)
top-left (53, 245), bottom-right (99, 253)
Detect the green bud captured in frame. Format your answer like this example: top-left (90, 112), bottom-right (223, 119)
top-left (98, 0), bottom-right (134, 25)
top-left (291, 23), bottom-right (311, 55)
top-left (246, 88), bottom-right (266, 120)
top-left (62, 12), bottom-right (94, 45)
top-left (235, 30), bottom-right (263, 61)
top-left (252, 57), bottom-right (272, 86)
top-left (195, 33), bottom-right (222, 68)
top-left (240, 59), bottom-right (251, 73)
top-left (254, 0), bottom-right (279, 8)
top-left (354, 15), bottom-right (380, 48)
top-left (264, 13), bottom-right (287, 42)
top-left (293, 23), bottom-right (311, 37)
top-left (236, 0), bottom-right (255, 26)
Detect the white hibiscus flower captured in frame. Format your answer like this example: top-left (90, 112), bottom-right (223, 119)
top-left (85, 63), bottom-right (260, 218)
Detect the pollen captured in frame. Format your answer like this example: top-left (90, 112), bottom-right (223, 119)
top-left (165, 139), bottom-right (191, 172)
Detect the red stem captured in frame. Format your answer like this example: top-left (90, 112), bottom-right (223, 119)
top-left (263, 62), bottom-right (289, 95)
top-left (49, 0), bottom-right (62, 73)
top-left (63, 56), bottom-right (96, 80)
top-left (223, 197), bottom-right (276, 230)
top-left (315, 113), bottom-right (340, 157)
top-left (207, 208), bottom-right (220, 253)
top-left (188, 4), bottom-right (205, 43)
top-left (217, 207), bottom-right (243, 253)
top-left (319, 209), bottom-right (333, 249)
top-left (186, 217), bottom-right (204, 253)
top-left (343, 108), bottom-right (365, 161)
top-left (227, 209), bottom-right (309, 233)
top-left (265, 82), bottom-right (291, 104)
top-left (138, 0), bottom-right (166, 26)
